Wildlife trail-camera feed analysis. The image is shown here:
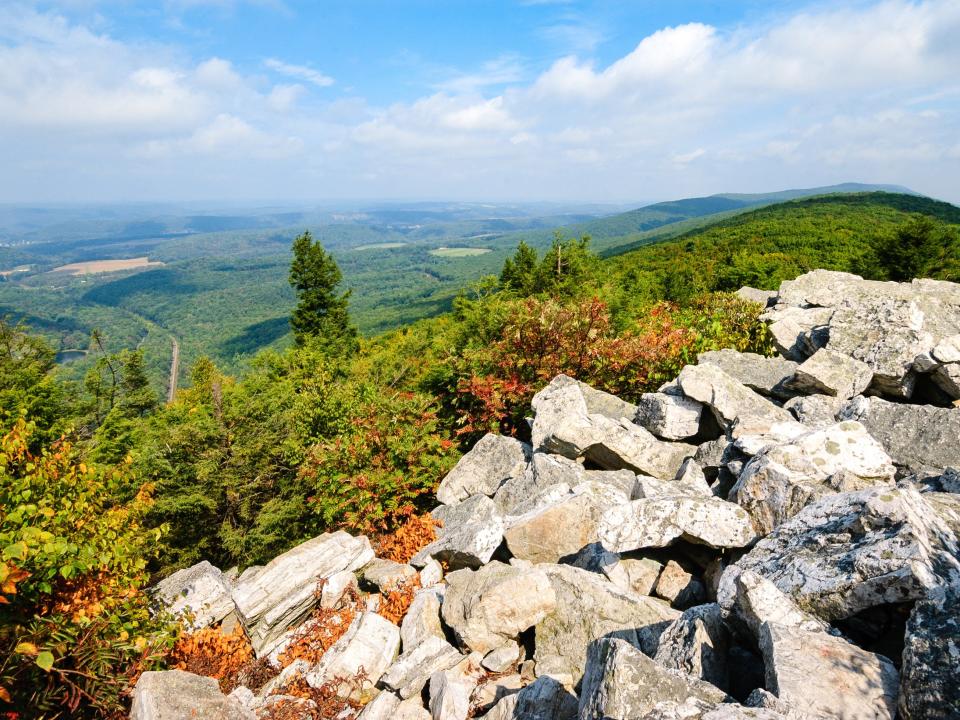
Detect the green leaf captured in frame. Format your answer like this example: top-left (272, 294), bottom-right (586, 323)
top-left (35, 651), bottom-right (54, 671)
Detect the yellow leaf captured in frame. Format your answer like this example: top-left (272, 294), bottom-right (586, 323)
top-left (0, 686), bottom-right (11, 703)
top-left (15, 642), bottom-right (38, 656)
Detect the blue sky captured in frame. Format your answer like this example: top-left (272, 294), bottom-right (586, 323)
top-left (2, 1), bottom-right (959, 203)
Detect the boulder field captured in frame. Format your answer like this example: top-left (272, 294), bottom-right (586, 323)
top-left (134, 271), bottom-right (960, 720)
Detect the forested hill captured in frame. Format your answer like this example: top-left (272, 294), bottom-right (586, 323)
top-left (505, 182), bottom-right (919, 254)
top-left (596, 191), bottom-right (960, 309)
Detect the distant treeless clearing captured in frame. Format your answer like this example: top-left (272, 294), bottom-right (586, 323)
top-left (355, 242), bottom-right (409, 250)
top-left (49, 257), bottom-right (164, 275)
top-left (429, 247), bottom-right (491, 257)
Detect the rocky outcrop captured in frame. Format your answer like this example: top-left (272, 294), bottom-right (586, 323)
top-left (232, 531), bottom-right (374, 656)
top-left (145, 271), bottom-right (960, 720)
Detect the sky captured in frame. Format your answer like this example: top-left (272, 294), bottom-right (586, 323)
top-left (1, 0), bottom-right (959, 205)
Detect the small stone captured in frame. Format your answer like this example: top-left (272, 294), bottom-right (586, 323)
top-left (152, 561), bottom-right (235, 631)
top-left (400, 588), bottom-right (444, 651)
top-left (482, 641), bottom-right (521, 672)
top-left (361, 558), bottom-right (418, 592)
top-left (653, 603), bottom-right (730, 690)
top-left (603, 557), bottom-right (663, 596)
top-left (654, 560), bottom-right (706, 608)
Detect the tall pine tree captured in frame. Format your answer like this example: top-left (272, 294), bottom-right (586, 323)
top-left (289, 230), bottom-right (357, 352)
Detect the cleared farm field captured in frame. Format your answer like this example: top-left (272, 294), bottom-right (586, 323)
top-left (428, 247), bottom-right (491, 258)
top-left (50, 257), bottom-right (164, 275)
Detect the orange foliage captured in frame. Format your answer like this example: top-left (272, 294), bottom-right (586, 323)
top-left (275, 670), bottom-right (370, 720)
top-left (278, 582), bottom-right (361, 667)
top-left (377, 577), bottom-right (421, 625)
top-left (169, 625), bottom-right (253, 693)
top-left (374, 513), bottom-right (439, 564)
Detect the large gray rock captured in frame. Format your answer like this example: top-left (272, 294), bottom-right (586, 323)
top-left (698, 350), bottom-right (798, 401)
top-left (677, 363), bottom-right (801, 438)
top-left (598, 496), bottom-right (757, 552)
top-left (381, 635), bottom-right (463, 699)
top-left (579, 638), bottom-right (729, 720)
top-left (763, 305), bottom-right (834, 360)
top-left (783, 394), bottom-right (845, 429)
top-left (788, 347), bottom-right (873, 400)
top-left (479, 676), bottom-right (578, 720)
top-left (635, 391), bottom-right (704, 441)
top-left (718, 486), bottom-right (957, 622)
top-left (653, 603), bottom-right (730, 690)
top-left (441, 561), bottom-right (556, 654)
top-left (493, 453), bottom-right (583, 515)
top-left (636, 699), bottom-right (790, 719)
top-left (532, 375), bottom-right (695, 478)
top-left (152, 561), bottom-right (235, 630)
top-left (759, 622), bottom-right (899, 720)
top-left (304, 611), bottom-right (400, 702)
top-left (412, 494), bottom-right (504, 569)
top-left (723, 569), bottom-right (828, 639)
top-left (899, 580), bottom-right (960, 719)
top-left (839, 395), bottom-right (960, 477)
top-left (131, 670), bottom-right (253, 720)
top-left (534, 564), bottom-right (678, 683)
top-left (603, 556), bottom-right (663, 596)
top-left (504, 481), bottom-right (628, 563)
top-left (232, 531), bottom-right (374, 656)
top-left (735, 286), bottom-right (777, 307)
top-left (400, 588), bottom-right (445, 651)
top-left (428, 653), bottom-right (485, 720)
top-left (731, 421), bottom-right (896, 535)
top-left (578, 380), bottom-right (639, 421)
top-left (436, 433), bottom-right (530, 505)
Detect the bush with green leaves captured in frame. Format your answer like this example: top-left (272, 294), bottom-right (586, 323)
top-left (0, 420), bottom-right (175, 716)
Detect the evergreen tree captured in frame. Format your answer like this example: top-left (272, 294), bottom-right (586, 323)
top-left (874, 215), bottom-right (956, 281)
top-left (499, 240), bottom-right (539, 294)
top-left (117, 350), bottom-right (157, 417)
top-left (289, 230), bottom-right (357, 352)
top-left (0, 318), bottom-right (66, 446)
top-left (534, 232), bottom-right (596, 296)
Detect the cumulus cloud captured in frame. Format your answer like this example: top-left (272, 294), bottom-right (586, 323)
top-left (1, 0), bottom-right (959, 203)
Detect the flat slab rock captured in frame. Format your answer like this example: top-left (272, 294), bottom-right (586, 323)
top-left (718, 486), bottom-right (956, 622)
top-left (579, 637), bottom-right (729, 720)
top-left (599, 495), bottom-right (757, 552)
top-left (232, 531), bottom-right (374, 656)
top-left (677, 363), bottom-right (801, 438)
top-left (698, 349), bottom-right (798, 401)
top-left (436, 433), bottom-right (530, 505)
top-left (412, 494), bottom-right (505, 570)
top-left (503, 481), bottom-right (628, 564)
top-left (787, 347), bottom-right (873, 400)
top-left (131, 670), bottom-right (253, 720)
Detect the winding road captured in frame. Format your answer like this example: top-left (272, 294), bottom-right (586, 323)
top-left (166, 336), bottom-right (180, 404)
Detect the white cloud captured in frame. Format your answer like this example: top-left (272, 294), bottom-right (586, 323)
top-left (1, 0), bottom-right (960, 203)
top-left (264, 58), bottom-right (334, 87)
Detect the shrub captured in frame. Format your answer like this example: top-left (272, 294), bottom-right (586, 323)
top-left (0, 420), bottom-right (175, 717)
top-left (450, 293), bottom-right (771, 438)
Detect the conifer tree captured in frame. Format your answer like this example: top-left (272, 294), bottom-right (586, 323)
top-left (289, 231), bottom-right (357, 352)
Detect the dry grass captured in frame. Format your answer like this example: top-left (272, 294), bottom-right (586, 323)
top-left (374, 513), bottom-right (439, 564)
top-left (169, 625), bottom-right (254, 693)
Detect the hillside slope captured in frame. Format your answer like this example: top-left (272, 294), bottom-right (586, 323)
top-left (602, 192), bottom-right (960, 305)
